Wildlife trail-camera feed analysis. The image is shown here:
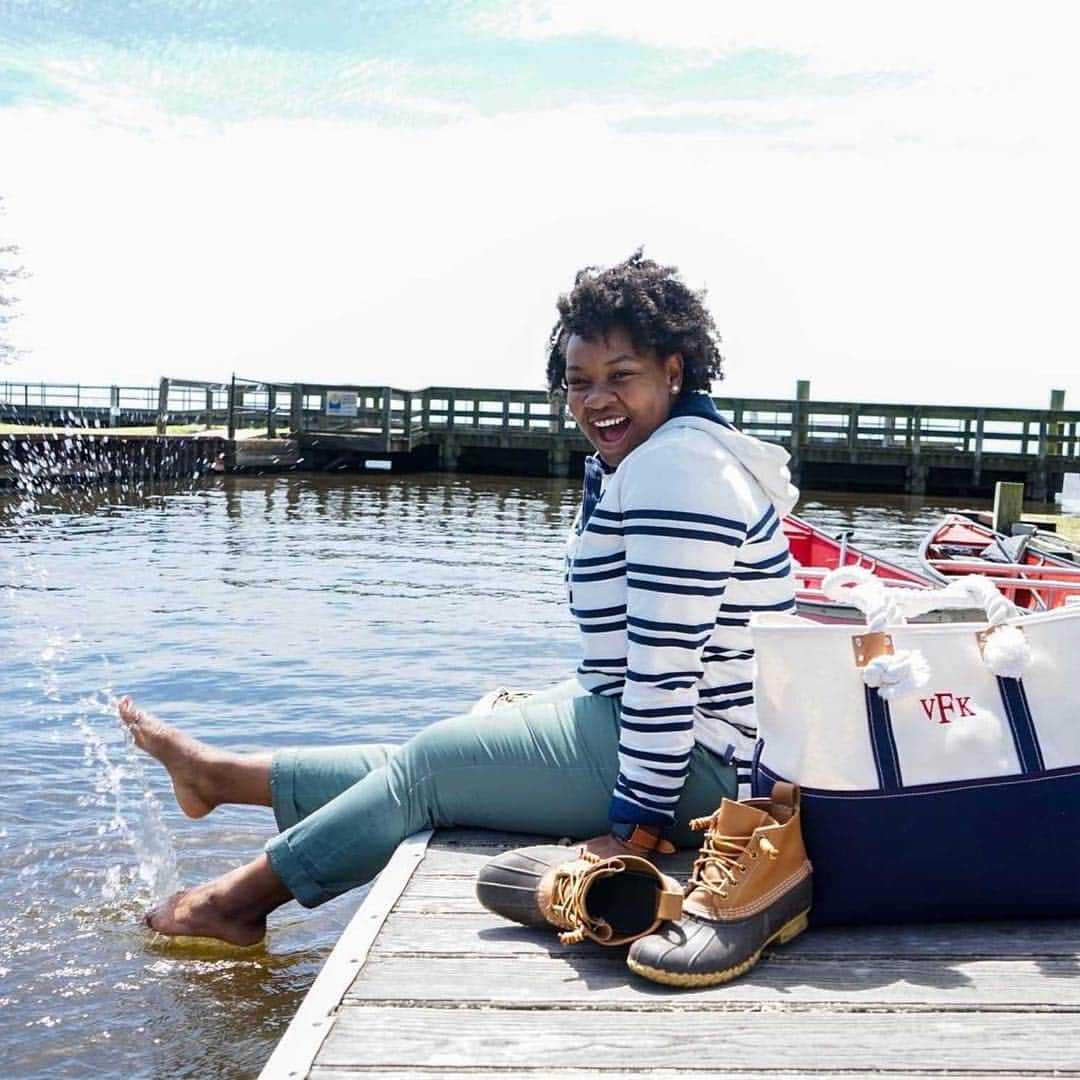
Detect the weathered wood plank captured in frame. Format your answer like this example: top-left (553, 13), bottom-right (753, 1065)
top-left (301, 829), bottom-right (1080, 1079)
top-left (417, 846), bottom-right (696, 877)
top-left (312, 1072), bottom-right (1069, 1080)
top-left (395, 881), bottom-right (1080, 952)
top-left (390, 885), bottom-right (477, 911)
top-left (397, 870), bottom-right (1080, 949)
top-left (345, 953), bottom-right (1080, 1008)
top-left (317, 1007), bottom-right (1080, 1071)
top-left (310, 1072), bottom-right (1064, 1080)
top-left (372, 910), bottom-right (1080, 960)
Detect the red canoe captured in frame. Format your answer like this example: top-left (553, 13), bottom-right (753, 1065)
top-left (918, 514), bottom-right (1080, 611)
top-left (783, 514), bottom-right (939, 624)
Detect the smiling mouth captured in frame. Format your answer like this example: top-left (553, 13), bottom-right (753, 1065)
top-left (591, 416), bottom-right (631, 446)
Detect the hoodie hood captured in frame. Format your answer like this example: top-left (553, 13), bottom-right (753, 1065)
top-left (578, 392), bottom-right (800, 531)
top-left (667, 392), bottom-right (800, 517)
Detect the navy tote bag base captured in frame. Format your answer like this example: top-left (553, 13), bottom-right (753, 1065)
top-left (751, 598), bottom-right (1080, 926)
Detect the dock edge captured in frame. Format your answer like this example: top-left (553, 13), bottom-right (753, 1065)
top-left (258, 828), bottom-right (435, 1080)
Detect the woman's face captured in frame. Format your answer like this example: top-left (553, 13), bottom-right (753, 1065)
top-left (564, 326), bottom-right (684, 468)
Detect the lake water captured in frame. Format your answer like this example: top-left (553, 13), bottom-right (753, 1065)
top-left (0, 469), bottom-right (1000, 1078)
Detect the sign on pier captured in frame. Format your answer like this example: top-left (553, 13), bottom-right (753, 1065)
top-left (325, 391), bottom-right (358, 417)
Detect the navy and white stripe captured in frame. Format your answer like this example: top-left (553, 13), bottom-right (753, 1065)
top-left (566, 396), bottom-right (797, 826)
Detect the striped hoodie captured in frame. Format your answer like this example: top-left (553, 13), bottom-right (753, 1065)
top-left (566, 393), bottom-right (799, 826)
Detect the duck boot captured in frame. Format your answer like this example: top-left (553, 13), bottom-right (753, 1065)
top-left (476, 844), bottom-right (684, 946)
top-left (627, 782), bottom-right (812, 986)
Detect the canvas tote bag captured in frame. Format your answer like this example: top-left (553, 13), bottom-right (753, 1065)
top-left (750, 569), bottom-right (1080, 925)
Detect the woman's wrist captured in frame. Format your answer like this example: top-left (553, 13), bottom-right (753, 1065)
top-left (610, 821), bottom-right (676, 855)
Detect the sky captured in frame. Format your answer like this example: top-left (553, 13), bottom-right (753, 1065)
top-left (0, 0), bottom-right (1077, 408)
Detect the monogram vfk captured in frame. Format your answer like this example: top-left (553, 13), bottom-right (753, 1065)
top-left (919, 691), bottom-right (978, 724)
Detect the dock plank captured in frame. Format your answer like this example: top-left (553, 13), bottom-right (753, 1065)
top-left (279, 829), bottom-right (1080, 1079)
top-left (310, 1074), bottom-right (1051, 1080)
top-left (317, 1007), bottom-right (1080, 1072)
top-left (347, 953), bottom-right (1080, 1007)
top-left (371, 909), bottom-right (1080, 960)
top-left (417, 845), bottom-right (697, 878)
top-left (310, 1073), bottom-right (1055, 1080)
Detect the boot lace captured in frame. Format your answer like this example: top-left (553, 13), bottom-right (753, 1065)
top-left (549, 850), bottom-right (620, 944)
top-left (687, 815), bottom-right (779, 900)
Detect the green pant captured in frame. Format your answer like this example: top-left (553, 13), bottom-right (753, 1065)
top-left (265, 679), bottom-right (736, 907)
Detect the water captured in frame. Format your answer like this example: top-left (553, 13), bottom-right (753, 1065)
top-left (0, 469), bottom-right (1001, 1078)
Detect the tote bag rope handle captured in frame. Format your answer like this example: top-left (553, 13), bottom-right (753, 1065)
top-left (822, 568), bottom-right (1019, 626)
top-left (819, 571), bottom-right (1042, 792)
top-left (821, 569), bottom-right (1030, 686)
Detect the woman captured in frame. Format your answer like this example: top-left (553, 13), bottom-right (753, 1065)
top-left (121, 251), bottom-right (798, 946)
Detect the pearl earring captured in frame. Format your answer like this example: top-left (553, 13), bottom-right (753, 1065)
top-left (670, 384), bottom-right (680, 395)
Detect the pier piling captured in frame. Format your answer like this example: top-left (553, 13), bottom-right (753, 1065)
top-left (993, 481), bottom-right (1026, 534)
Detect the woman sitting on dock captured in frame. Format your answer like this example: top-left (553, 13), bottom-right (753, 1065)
top-left (120, 251), bottom-right (799, 947)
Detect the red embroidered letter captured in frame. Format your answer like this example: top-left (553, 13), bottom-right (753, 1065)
top-left (957, 696), bottom-right (975, 718)
top-left (935, 692), bottom-right (955, 724)
top-left (920, 698), bottom-right (937, 722)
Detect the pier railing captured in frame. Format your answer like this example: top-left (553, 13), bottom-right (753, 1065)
top-left (3, 378), bottom-right (1077, 494)
top-left (0, 381), bottom-right (157, 411)
top-left (254, 382), bottom-right (1080, 496)
top-left (4, 379), bottom-right (1078, 459)
top-left (274, 384), bottom-right (1080, 458)
top-left (4, 379), bottom-right (1079, 458)
top-left (1, 379), bottom-right (231, 428)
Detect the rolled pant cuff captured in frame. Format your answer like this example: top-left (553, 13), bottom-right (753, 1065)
top-left (265, 831), bottom-right (334, 909)
top-left (269, 749), bottom-right (301, 833)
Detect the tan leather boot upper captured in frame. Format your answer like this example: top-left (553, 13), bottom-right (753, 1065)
top-left (537, 849), bottom-right (684, 945)
top-left (682, 782), bottom-right (812, 923)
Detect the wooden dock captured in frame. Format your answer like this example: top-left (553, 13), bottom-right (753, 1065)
top-left (222, 379), bottom-right (1080, 498)
top-left (260, 829), bottom-right (1080, 1080)
top-left (5, 377), bottom-right (1080, 496)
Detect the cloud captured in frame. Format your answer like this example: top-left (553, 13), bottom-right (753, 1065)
top-left (3, 95), bottom-right (1077, 409)
top-left (0, 35), bottom-right (474, 126)
top-left (472, 0), bottom-right (1044, 76)
top-left (0, 67), bottom-right (77, 108)
top-left (613, 107), bottom-right (808, 137)
top-left (6, 1), bottom-right (1074, 158)
top-left (0, 1), bottom-right (1078, 409)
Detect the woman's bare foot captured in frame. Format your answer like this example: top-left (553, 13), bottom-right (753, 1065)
top-left (146, 855), bottom-right (292, 947)
top-left (118, 696), bottom-right (222, 818)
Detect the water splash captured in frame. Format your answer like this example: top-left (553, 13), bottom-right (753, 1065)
top-left (1, 430), bottom-right (207, 911)
top-left (22, 625), bottom-right (182, 907)
top-left (80, 689), bottom-right (181, 904)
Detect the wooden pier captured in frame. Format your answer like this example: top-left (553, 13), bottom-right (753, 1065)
top-left (185, 378), bottom-right (1080, 499)
top-left (4, 378), bottom-right (1079, 497)
top-left (260, 829), bottom-right (1080, 1080)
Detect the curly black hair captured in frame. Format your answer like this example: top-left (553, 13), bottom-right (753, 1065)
top-left (546, 249), bottom-right (723, 397)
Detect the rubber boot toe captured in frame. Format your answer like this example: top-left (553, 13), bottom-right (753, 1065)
top-left (475, 845), bottom-right (574, 927)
